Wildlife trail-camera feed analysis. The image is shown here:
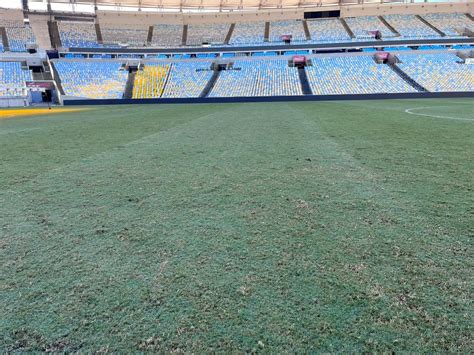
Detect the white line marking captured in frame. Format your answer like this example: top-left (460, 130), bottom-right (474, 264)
top-left (404, 107), bottom-right (474, 122)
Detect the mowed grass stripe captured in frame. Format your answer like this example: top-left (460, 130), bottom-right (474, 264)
top-left (1, 99), bottom-right (473, 352)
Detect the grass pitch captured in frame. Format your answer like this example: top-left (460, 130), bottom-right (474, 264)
top-left (1, 99), bottom-right (473, 352)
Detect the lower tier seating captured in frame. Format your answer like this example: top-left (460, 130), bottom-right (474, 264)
top-left (397, 53), bottom-right (474, 92)
top-left (209, 59), bottom-right (302, 97)
top-left (161, 62), bottom-right (213, 98)
top-left (0, 61), bottom-right (33, 97)
top-left (306, 56), bottom-right (416, 95)
top-left (132, 63), bottom-right (170, 99)
top-left (55, 61), bottom-right (128, 99)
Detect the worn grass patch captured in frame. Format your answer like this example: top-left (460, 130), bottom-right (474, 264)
top-left (1, 99), bottom-right (473, 352)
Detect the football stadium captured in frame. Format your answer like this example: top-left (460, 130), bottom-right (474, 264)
top-left (1, 0), bottom-right (473, 352)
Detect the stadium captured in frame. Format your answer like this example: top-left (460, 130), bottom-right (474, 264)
top-left (1, 0), bottom-right (473, 352)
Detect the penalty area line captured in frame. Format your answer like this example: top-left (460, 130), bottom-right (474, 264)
top-left (404, 107), bottom-right (474, 122)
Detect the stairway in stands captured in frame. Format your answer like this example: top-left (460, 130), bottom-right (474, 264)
top-left (416, 15), bottom-right (446, 37)
top-left (378, 16), bottom-right (401, 37)
top-left (297, 67), bottom-right (312, 95)
top-left (302, 20), bottom-right (311, 41)
top-left (200, 64), bottom-right (221, 98)
top-left (340, 18), bottom-right (355, 39)
top-left (0, 27), bottom-right (9, 51)
top-left (224, 24), bottom-right (235, 45)
top-left (123, 71), bottom-right (136, 99)
top-left (95, 23), bottom-right (103, 44)
top-left (50, 62), bottom-right (65, 95)
top-left (388, 62), bottom-right (428, 92)
top-left (48, 21), bottom-right (62, 48)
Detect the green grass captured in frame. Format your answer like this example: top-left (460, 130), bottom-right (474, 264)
top-left (1, 99), bottom-right (473, 352)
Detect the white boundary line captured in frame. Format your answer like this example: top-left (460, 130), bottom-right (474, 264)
top-left (404, 107), bottom-right (474, 122)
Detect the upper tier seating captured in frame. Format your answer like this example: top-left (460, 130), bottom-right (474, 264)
top-left (344, 16), bottom-right (396, 39)
top-left (383, 14), bottom-right (439, 38)
top-left (58, 21), bottom-right (101, 48)
top-left (152, 24), bottom-right (183, 47)
top-left (397, 53), bottom-right (474, 92)
top-left (306, 56), bottom-right (416, 95)
top-left (306, 19), bottom-right (351, 42)
top-left (209, 59), bottom-right (302, 97)
top-left (2, 20), bottom-right (36, 52)
top-left (422, 13), bottom-right (473, 36)
top-left (269, 21), bottom-right (306, 43)
top-left (186, 23), bottom-right (229, 45)
top-left (230, 22), bottom-right (265, 45)
top-left (0, 61), bottom-right (33, 97)
top-left (161, 61), bottom-right (213, 98)
top-left (102, 26), bottom-right (148, 47)
top-left (54, 61), bottom-right (128, 99)
top-left (132, 63), bottom-right (170, 99)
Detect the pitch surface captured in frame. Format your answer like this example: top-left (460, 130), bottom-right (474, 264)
top-left (1, 99), bottom-right (473, 352)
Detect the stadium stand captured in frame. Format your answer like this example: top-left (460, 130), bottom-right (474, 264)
top-left (305, 56), bottom-right (417, 95)
top-left (152, 24), bottom-right (183, 47)
top-left (0, 61), bottom-right (33, 96)
top-left (306, 18), bottom-right (351, 42)
top-left (209, 59), bottom-right (302, 97)
top-left (58, 21), bottom-right (101, 48)
top-left (344, 16), bottom-right (395, 39)
top-left (422, 13), bottom-right (473, 37)
top-left (230, 22), bottom-right (265, 45)
top-left (161, 61), bottom-right (213, 98)
top-left (2, 20), bottom-right (36, 52)
top-left (102, 25), bottom-right (149, 47)
top-left (132, 63), bottom-right (170, 98)
top-left (396, 53), bottom-right (474, 92)
top-left (383, 14), bottom-right (440, 38)
top-left (54, 61), bottom-right (128, 99)
top-left (186, 23), bottom-right (229, 45)
top-left (269, 21), bottom-right (307, 43)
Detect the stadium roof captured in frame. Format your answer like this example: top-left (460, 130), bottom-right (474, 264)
top-left (17, 0), bottom-right (407, 11)
top-left (3, 0), bottom-right (467, 12)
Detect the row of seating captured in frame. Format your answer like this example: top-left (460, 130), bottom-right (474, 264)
top-left (423, 13), bottom-right (473, 37)
top-left (269, 21), bottom-right (306, 43)
top-left (209, 59), bottom-right (302, 97)
top-left (344, 16), bottom-right (396, 39)
top-left (161, 62), bottom-right (214, 98)
top-left (58, 21), bottom-right (102, 49)
top-left (307, 19), bottom-right (351, 43)
top-left (397, 53), bottom-right (474, 92)
top-left (0, 61), bottom-right (33, 97)
top-left (50, 53), bottom-right (472, 99)
top-left (186, 23), bottom-right (229, 45)
top-left (52, 13), bottom-right (473, 49)
top-left (1, 20), bottom-right (36, 52)
top-left (54, 61), bottom-right (128, 99)
top-left (132, 63), bottom-right (170, 99)
top-left (384, 14), bottom-right (440, 38)
top-left (102, 26), bottom-right (149, 46)
top-left (305, 56), bottom-right (416, 95)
